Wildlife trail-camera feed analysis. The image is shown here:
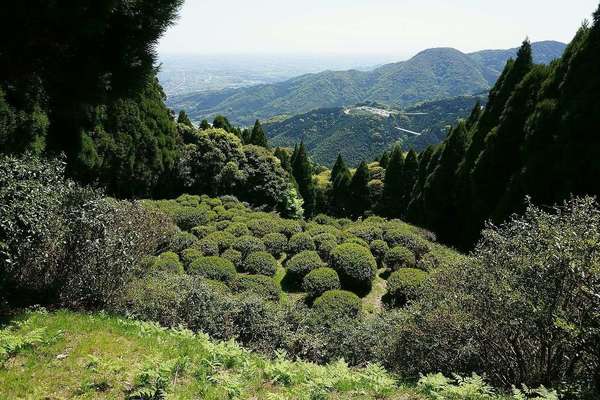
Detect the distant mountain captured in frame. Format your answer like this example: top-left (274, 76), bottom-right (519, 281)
top-left (168, 41), bottom-right (566, 126)
top-left (265, 96), bottom-right (485, 167)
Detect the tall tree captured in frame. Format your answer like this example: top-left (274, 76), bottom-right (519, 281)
top-left (274, 147), bottom-right (292, 173)
top-left (199, 119), bottom-right (210, 130)
top-left (400, 149), bottom-right (419, 211)
top-left (381, 145), bottom-right (405, 217)
top-left (213, 115), bottom-right (233, 132)
top-left (177, 110), bottom-right (193, 127)
top-left (331, 154), bottom-right (347, 185)
top-left (348, 161), bottom-right (371, 218)
top-left (249, 120), bottom-right (268, 147)
top-left (292, 142), bottom-right (316, 217)
top-left (329, 154), bottom-right (351, 216)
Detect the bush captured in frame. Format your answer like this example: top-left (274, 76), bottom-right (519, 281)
top-left (345, 224), bottom-right (383, 243)
top-left (247, 217), bottom-right (283, 238)
top-left (280, 220), bottom-right (304, 238)
top-left (262, 233), bottom-right (288, 257)
top-left (384, 268), bottom-right (427, 307)
top-left (303, 268), bottom-right (341, 298)
top-left (221, 248), bottom-right (243, 268)
top-left (173, 206), bottom-right (214, 231)
top-left (169, 231), bottom-right (197, 254)
top-left (205, 231), bottom-right (236, 253)
top-left (232, 235), bottom-right (266, 257)
top-left (316, 239), bottom-right (337, 262)
top-left (188, 256), bottom-right (236, 282)
top-left (286, 251), bottom-right (325, 282)
top-left (195, 238), bottom-right (219, 256)
top-left (191, 225), bottom-right (216, 239)
top-left (370, 240), bottom-right (389, 266)
top-left (384, 246), bottom-right (416, 271)
top-left (331, 243), bottom-right (377, 293)
top-left (225, 222), bottom-right (250, 237)
top-left (343, 237), bottom-right (370, 249)
top-left (243, 251), bottom-right (278, 276)
top-left (231, 275), bottom-right (280, 301)
top-left (181, 248), bottom-right (203, 268)
top-left (288, 232), bottom-right (316, 255)
top-left (313, 290), bottom-right (361, 319)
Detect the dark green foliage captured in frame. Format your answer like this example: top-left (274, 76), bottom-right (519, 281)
top-left (212, 115), bottom-right (233, 132)
top-left (384, 247), bottom-right (416, 271)
top-left (188, 256), bottom-right (236, 282)
top-left (400, 150), bottom-right (419, 211)
top-left (196, 238), bottom-right (220, 256)
top-left (369, 240), bottom-right (389, 266)
top-left (312, 290), bottom-right (362, 319)
top-left (199, 119), bottom-right (210, 130)
top-left (286, 251), bottom-right (325, 282)
top-left (273, 147), bottom-right (292, 173)
top-left (243, 251), bottom-right (278, 276)
top-left (381, 145), bottom-right (404, 217)
top-left (302, 268), bottom-right (341, 299)
top-left (262, 233), bottom-right (288, 257)
top-left (329, 155), bottom-right (352, 216)
top-left (291, 142), bottom-right (316, 217)
top-left (330, 243), bottom-right (377, 293)
top-left (177, 110), bottom-right (193, 127)
top-left (231, 275), bottom-right (280, 301)
top-left (249, 120), bottom-right (268, 147)
top-left (225, 222), bottom-right (251, 237)
top-left (232, 235), bottom-right (267, 257)
top-left (221, 248), bottom-right (243, 268)
top-left (181, 248), bottom-right (203, 268)
top-left (347, 161), bottom-right (371, 218)
top-left (153, 252), bottom-right (184, 274)
top-left (384, 268), bottom-right (427, 307)
top-left (169, 231), bottom-right (198, 254)
top-left (204, 231), bottom-right (236, 253)
top-left (288, 232), bottom-right (316, 255)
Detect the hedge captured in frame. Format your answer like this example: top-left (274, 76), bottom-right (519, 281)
top-left (181, 247), bottom-right (203, 268)
top-left (286, 251), bottom-right (325, 282)
top-left (303, 268), bottom-right (341, 298)
top-left (152, 252), bottom-right (184, 274)
top-left (205, 231), bottom-right (236, 252)
top-left (312, 290), bottom-right (361, 319)
top-left (370, 240), bottom-right (389, 266)
top-left (232, 235), bottom-right (267, 257)
top-left (244, 251), bottom-right (278, 276)
top-left (384, 268), bottom-right (428, 307)
top-left (188, 256), bottom-right (236, 282)
top-left (288, 232), bottom-right (316, 255)
top-left (262, 233), bottom-right (288, 257)
top-left (230, 274), bottom-right (280, 301)
top-left (331, 243), bottom-right (377, 293)
top-left (222, 248), bottom-right (243, 268)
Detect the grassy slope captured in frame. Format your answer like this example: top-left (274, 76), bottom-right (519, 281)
top-left (0, 311), bottom-right (423, 400)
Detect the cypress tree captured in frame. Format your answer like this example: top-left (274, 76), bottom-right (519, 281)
top-left (199, 119), bottom-right (210, 130)
top-left (329, 154), bottom-right (351, 216)
top-left (331, 154), bottom-right (347, 184)
top-left (213, 115), bottom-right (232, 132)
top-left (381, 145), bottom-right (405, 217)
top-left (400, 149), bottom-right (419, 211)
top-left (274, 147), bottom-right (292, 173)
top-left (249, 120), bottom-right (268, 147)
top-left (379, 151), bottom-right (390, 169)
top-left (348, 161), bottom-right (371, 218)
top-left (177, 110), bottom-right (193, 127)
top-left (292, 142), bottom-right (316, 217)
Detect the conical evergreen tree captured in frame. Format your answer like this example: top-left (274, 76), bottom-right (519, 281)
top-left (274, 147), bottom-right (292, 173)
top-left (177, 110), bottom-right (193, 127)
top-left (249, 120), bottom-right (268, 147)
top-left (348, 161), bottom-right (371, 218)
top-left (331, 154), bottom-right (347, 184)
top-left (292, 142), bottom-right (316, 217)
top-left (400, 149), bottom-right (419, 212)
top-left (199, 119), bottom-right (210, 130)
top-left (329, 155), bottom-right (351, 216)
top-left (381, 145), bottom-right (405, 217)
top-left (379, 151), bottom-right (390, 169)
top-left (213, 115), bottom-right (232, 132)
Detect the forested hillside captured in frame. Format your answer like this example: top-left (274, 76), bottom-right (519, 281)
top-left (167, 41), bottom-right (565, 126)
top-left (265, 96), bottom-right (484, 166)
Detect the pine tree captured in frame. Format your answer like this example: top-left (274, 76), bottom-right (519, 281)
top-left (348, 161), bottom-right (371, 218)
top-left (177, 110), bottom-right (193, 127)
top-left (329, 154), bottom-right (351, 216)
top-left (249, 120), bottom-right (268, 147)
top-left (400, 149), bottom-right (419, 211)
top-left (379, 151), bottom-right (390, 169)
top-left (199, 119), bottom-right (210, 130)
top-left (274, 147), bottom-right (292, 173)
top-left (331, 154), bottom-right (347, 184)
top-left (292, 142), bottom-right (316, 217)
top-left (381, 145), bottom-right (405, 217)
top-left (213, 115), bottom-right (232, 132)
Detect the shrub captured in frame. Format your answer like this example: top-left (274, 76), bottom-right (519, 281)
top-left (399, 235), bottom-right (431, 259)
top-left (152, 252), bottom-right (184, 274)
top-left (286, 251), bottom-right (325, 282)
top-left (262, 233), bottom-right (288, 257)
top-left (343, 237), bottom-right (370, 249)
top-left (189, 256), bottom-right (236, 282)
top-left (345, 224), bottom-right (383, 243)
top-left (191, 225), bottom-right (216, 239)
top-left (288, 232), bottom-right (316, 255)
top-left (370, 240), bottom-right (389, 266)
top-left (331, 243), bottom-right (377, 293)
top-left (169, 231), bottom-right (198, 254)
top-left (195, 238), bottom-right (219, 256)
top-left (231, 275), bottom-right (280, 301)
top-left (205, 231), bottom-right (236, 253)
top-left (243, 251), bottom-right (278, 276)
top-left (173, 206), bottom-right (214, 231)
top-left (280, 219), bottom-right (304, 238)
top-left (384, 268), bottom-right (427, 307)
top-left (214, 220), bottom-right (230, 231)
top-left (232, 235), bottom-right (266, 257)
top-left (181, 247), bottom-right (203, 268)
top-left (313, 290), bottom-right (361, 319)
top-left (316, 239), bottom-right (337, 262)
top-left (303, 268), bottom-right (341, 298)
top-left (247, 217), bottom-right (283, 238)
top-left (221, 248), bottom-right (243, 268)
top-left (225, 222), bottom-right (250, 237)
top-left (384, 246), bottom-right (416, 271)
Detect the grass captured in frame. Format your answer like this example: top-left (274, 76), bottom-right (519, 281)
top-left (362, 268), bottom-right (388, 316)
top-left (0, 310), bottom-right (427, 400)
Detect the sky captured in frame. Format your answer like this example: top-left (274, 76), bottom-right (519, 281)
top-left (158, 0), bottom-right (598, 58)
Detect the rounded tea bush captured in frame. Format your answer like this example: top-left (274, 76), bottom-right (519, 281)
top-left (331, 243), bottom-right (377, 293)
top-left (370, 240), bottom-right (389, 266)
top-left (181, 247), bottom-right (203, 268)
top-left (316, 239), bottom-right (337, 262)
top-left (343, 237), bottom-right (370, 249)
top-left (384, 268), bottom-right (428, 307)
top-left (384, 246), bottom-right (416, 271)
top-left (247, 217), bottom-right (283, 238)
top-left (345, 224), bottom-right (383, 243)
top-left (189, 256), bottom-right (236, 282)
top-left (262, 233), bottom-right (288, 257)
top-left (232, 235), bottom-right (266, 257)
top-left (205, 231), bottom-right (236, 253)
top-left (302, 268), bottom-right (341, 298)
top-left (312, 290), bottom-right (361, 319)
top-left (286, 251), bottom-right (325, 282)
top-left (221, 248), bottom-right (243, 268)
top-left (244, 251), bottom-right (278, 276)
top-left (288, 232), bottom-right (316, 255)
top-left (231, 274), bottom-right (280, 301)
top-left (196, 238), bottom-right (220, 256)
top-left (169, 231), bottom-right (198, 254)
top-left (191, 225), bottom-right (217, 239)
top-left (280, 219), bottom-right (304, 238)
top-left (152, 252), bottom-right (184, 274)
top-left (225, 222), bottom-right (250, 237)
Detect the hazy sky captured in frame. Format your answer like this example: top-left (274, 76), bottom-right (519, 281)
top-left (159, 0), bottom-right (598, 58)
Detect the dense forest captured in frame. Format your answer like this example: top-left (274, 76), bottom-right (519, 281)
top-left (1, 1), bottom-right (600, 399)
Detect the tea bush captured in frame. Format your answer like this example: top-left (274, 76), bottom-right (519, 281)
top-left (262, 233), bottom-right (288, 257)
top-left (243, 251), bottom-right (278, 276)
top-left (153, 252), bottom-right (184, 274)
top-left (231, 275), bottom-right (280, 301)
top-left (188, 256), bottom-right (236, 282)
top-left (286, 251), bottom-right (325, 282)
top-left (232, 235), bottom-right (266, 257)
top-left (313, 290), bottom-right (362, 319)
top-left (384, 246), bottom-right (416, 271)
top-left (302, 268), bottom-right (341, 298)
top-left (384, 268), bottom-right (427, 307)
top-left (331, 243), bottom-right (377, 293)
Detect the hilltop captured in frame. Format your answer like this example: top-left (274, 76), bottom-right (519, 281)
top-left (167, 41), bottom-right (565, 125)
